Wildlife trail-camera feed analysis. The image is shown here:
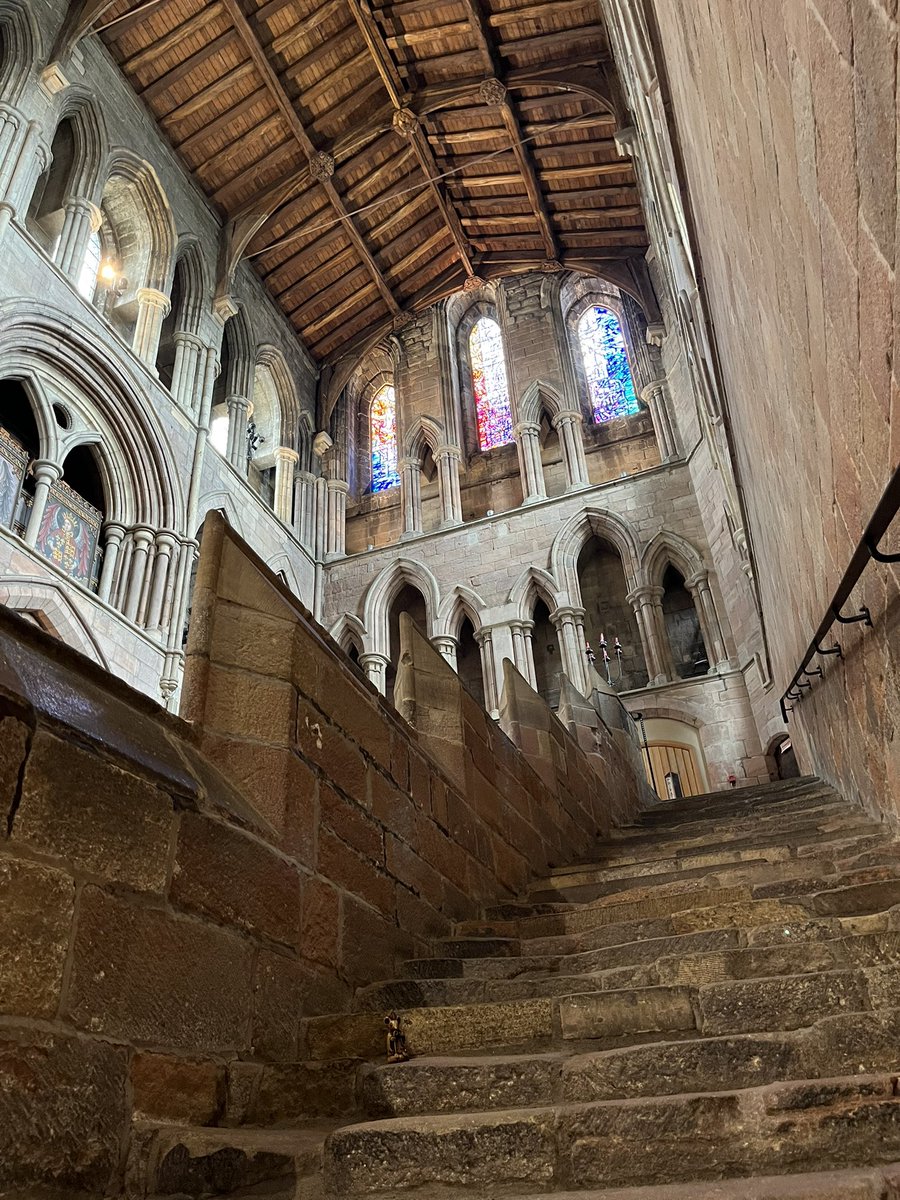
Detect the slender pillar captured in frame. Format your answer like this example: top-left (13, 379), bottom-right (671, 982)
top-left (55, 197), bottom-right (100, 278)
top-left (359, 652), bottom-right (389, 695)
top-left (0, 105), bottom-right (23, 201)
top-left (431, 635), bottom-right (458, 670)
top-left (96, 521), bottom-right (126, 603)
top-left (171, 331), bottom-right (203, 409)
top-left (112, 531), bottom-right (134, 610)
top-left (0, 120), bottom-right (43, 248)
top-left (687, 571), bottom-right (729, 670)
top-left (132, 287), bottom-right (171, 367)
top-left (554, 410), bottom-right (590, 490)
top-left (551, 605), bottom-right (589, 694)
top-left (474, 627), bottom-right (500, 717)
top-left (435, 445), bottom-right (462, 527)
top-left (313, 475), bottom-right (328, 559)
top-left (226, 394), bottom-right (250, 470)
top-left (272, 446), bottom-right (300, 526)
top-left (513, 420), bottom-right (546, 503)
top-left (641, 379), bottom-right (679, 460)
top-left (123, 525), bottom-right (155, 623)
top-left (399, 456), bottom-right (422, 538)
top-left (325, 477), bottom-right (349, 558)
top-left (145, 530), bottom-right (178, 633)
top-left (294, 470), bottom-right (316, 549)
top-left (510, 619), bottom-right (537, 688)
top-left (23, 460), bottom-right (61, 547)
top-left (627, 584), bottom-right (671, 685)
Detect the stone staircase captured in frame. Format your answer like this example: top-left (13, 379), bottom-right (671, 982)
top-left (136, 777), bottom-right (900, 1199)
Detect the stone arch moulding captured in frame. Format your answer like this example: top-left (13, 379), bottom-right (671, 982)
top-left (0, 0), bottom-right (40, 104)
top-left (640, 529), bottom-right (708, 589)
top-left (266, 552), bottom-right (300, 596)
top-left (196, 493), bottom-right (246, 541)
top-left (102, 149), bottom-right (177, 293)
top-left (550, 506), bottom-right (642, 603)
top-left (517, 379), bottom-right (565, 426)
top-left (0, 302), bottom-right (183, 529)
top-left (1, 371), bottom-right (58, 461)
top-left (49, 87), bottom-right (109, 203)
top-left (362, 557), bottom-right (441, 656)
top-left (171, 235), bottom-right (212, 335)
top-left (256, 343), bottom-right (300, 445)
top-left (329, 612), bottom-right (367, 655)
top-left (435, 584), bottom-right (486, 640)
top-left (506, 565), bottom-right (564, 621)
top-left (0, 577), bottom-right (109, 667)
top-left (404, 414), bottom-right (443, 463)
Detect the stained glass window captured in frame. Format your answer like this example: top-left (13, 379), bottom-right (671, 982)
top-left (370, 384), bottom-right (399, 491)
top-left (469, 317), bottom-right (513, 450)
top-left (577, 305), bottom-right (640, 423)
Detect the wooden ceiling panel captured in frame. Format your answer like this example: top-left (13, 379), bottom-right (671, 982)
top-left (101, 0), bottom-right (650, 363)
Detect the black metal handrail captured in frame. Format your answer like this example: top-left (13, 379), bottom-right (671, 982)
top-left (781, 463), bottom-right (900, 722)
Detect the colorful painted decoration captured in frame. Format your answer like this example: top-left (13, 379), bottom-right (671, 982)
top-left (35, 478), bottom-right (101, 587)
top-left (577, 305), bottom-right (640, 423)
top-left (370, 384), bottom-right (400, 491)
top-left (0, 427), bottom-right (28, 529)
top-left (469, 317), bottom-right (513, 450)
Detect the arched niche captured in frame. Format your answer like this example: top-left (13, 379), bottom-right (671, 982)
top-left (578, 534), bottom-right (648, 690)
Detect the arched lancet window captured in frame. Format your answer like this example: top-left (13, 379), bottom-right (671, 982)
top-left (370, 384), bottom-right (399, 491)
top-left (577, 306), bottom-right (639, 423)
top-left (469, 317), bottom-right (512, 450)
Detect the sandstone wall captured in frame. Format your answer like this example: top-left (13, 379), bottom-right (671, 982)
top-left (649, 0), bottom-right (900, 819)
top-left (0, 513), bottom-right (647, 1194)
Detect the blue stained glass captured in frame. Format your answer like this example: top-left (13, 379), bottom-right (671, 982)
top-left (577, 306), bottom-right (640, 423)
top-left (470, 317), bottom-right (513, 450)
top-left (370, 384), bottom-right (400, 491)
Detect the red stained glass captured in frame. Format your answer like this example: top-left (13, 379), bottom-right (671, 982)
top-left (371, 384), bottom-right (399, 491)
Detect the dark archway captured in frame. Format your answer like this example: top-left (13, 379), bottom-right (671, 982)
top-left (531, 598), bottom-right (560, 708)
top-left (386, 582), bottom-right (427, 706)
top-left (662, 564), bottom-right (708, 678)
top-left (457, 615), bottom-right (485, 707)
top-left (577, 534), bottom-right (647, 690)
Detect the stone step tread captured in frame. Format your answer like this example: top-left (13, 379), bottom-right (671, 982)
top-left (325, 1072), bottom-right (900, 1194)
top-left (420, 1164), bottom-right (900, 1200)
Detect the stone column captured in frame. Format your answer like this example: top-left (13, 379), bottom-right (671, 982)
top-left (294, 470), bottom-right (316, 549)
top-left (325, 477), bottom-right (349, 559)
top-left (435, 445), bottom-right (463, 527)
top-left (0, 105), bottom-right (24, 201)
top-left (510, 619), bottom-right (537, 688)
top-left (313, 475), bottom-right (328, 559)
top-left (551, 605), bottom-right (589, 695)
top-left (0, 120), bottom-right (43, 247)
top-left (513, 420), bottom-right (546, 503)
top-left (474, 627), bottom-right (500, 717)
top-left (399, 456), bottom-right (421, 538)
top-left (170, 332), bottom-right (203, 409)
top-left (144, 529), bottom-right (178, 633)
top-left (226, 394), bottom-right (250, 470)
top-left (554, 410), bottom-right (590, 491)
top-left (23, 459), bottom-right (62, 547)
top-left (96, 521), bottom-right (126, 603)
top-left (123, 525), bottom-right (155, 623)
top-left (641, 379), bottom-right (679, 460)
top-left (431, 635), bottom-right (458, 671)
top-left (686, 571), bottom-right (729, 670)
top-left (55, 197), bottom-right (100, 278)
top-left (627, 584), bottom-right (671, 685)
top-left (272, 446), bottom-right (299, 526)
top-left (132, 287), bottom-right (171, 367)
top-left (359, 652), bottom-right (389, 695)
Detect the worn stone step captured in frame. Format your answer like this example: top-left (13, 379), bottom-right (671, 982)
top-left (358, 1009), bottom-right (900, 1120)
top-left (132, 1123), bottom-right (332, 1197)
top-left (324, 1074), bottom-right (900, 1194)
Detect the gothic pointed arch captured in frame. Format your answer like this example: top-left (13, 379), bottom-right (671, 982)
top-left (551, 506), bottom-right (642, 602)
top-left (362, 557), bottom-right (440, 656)
top-left (329, 612), bottom-right (367, 657)
top-left (0, 578), bottom-right (109, 666)
top-left (435, 584), bottom-right (486, 639)
top-left (518, 380), bottom-right (565, 426)
top-left (48, 88), bottom-right (108, 202)
top-left (641, 529), bottom-right (707, 589)
top-left (453, 294), bottom-right (514, 457)
top-left (0, 0), bottom-right (39, 103)
top-left (100, 150), bottom-right (177, 294)
top-left (507, 565), bottom-right (563, 621)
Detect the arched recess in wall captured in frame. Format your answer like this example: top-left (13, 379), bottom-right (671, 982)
top-left (330, 612), bottom-right (367, 666)
top-left (436, 585), bottom-right (487, 709)
top-left (249, 346), bottom-right (298, 516)
top-left (578, 534), bottom-right (648, 690)
top-left (642, 529), bottom-right (720, 680)
top-left (89, 151), bottom-right (176, 353)
top-left (404, 415), bottom-right (443, 535)
top-left (507, 566), bottom-right (565, 707)
top-left (25, 92), bottom-right (107, 255)
top-left (551, 506), bottom-right (641, 603)
top-left (0, 578), bottom-right (109, 666)
top-left (155, 238), bottom-right (209, 393)
top-left (518, 379), bottom-right (567, 499)
top-left (0, 1), bottom-right (39, 103)
top-left (362, 557), bottom-right (440, 702)
top-left (210, 306), bottom-right (254, 461)
top-left (348, 339), bottom-right (397, 500)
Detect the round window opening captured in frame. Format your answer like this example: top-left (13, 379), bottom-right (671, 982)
top-left (52, 403), bottom-right (72, 430)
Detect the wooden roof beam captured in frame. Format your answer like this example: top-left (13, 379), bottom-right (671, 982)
top-left (457, 0), bottom-right (559, 262)
top-left (218, 0), bottom-right (401, 316)
top-left (344, 0), bottom-right (478, 281)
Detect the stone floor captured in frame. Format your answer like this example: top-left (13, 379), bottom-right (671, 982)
top-left (134, 777), bottom-right (900, 1198)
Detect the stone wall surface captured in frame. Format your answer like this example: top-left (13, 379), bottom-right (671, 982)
top-left (648, 0), bottom-right (900, 820)
top-left (0, 514), bottom-right (648, 1194)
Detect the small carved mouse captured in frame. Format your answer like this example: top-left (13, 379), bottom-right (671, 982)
top-left (384, 1011), bottom-right (411, 1063)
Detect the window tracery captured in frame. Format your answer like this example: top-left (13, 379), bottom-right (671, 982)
top-left (577, 305), bottom-right (640, 423)
top-left (469, 317), bottom-right (513, 450)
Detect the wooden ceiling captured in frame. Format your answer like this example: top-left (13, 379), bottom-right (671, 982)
top-left (98, 0), bottom-right (648, 363)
